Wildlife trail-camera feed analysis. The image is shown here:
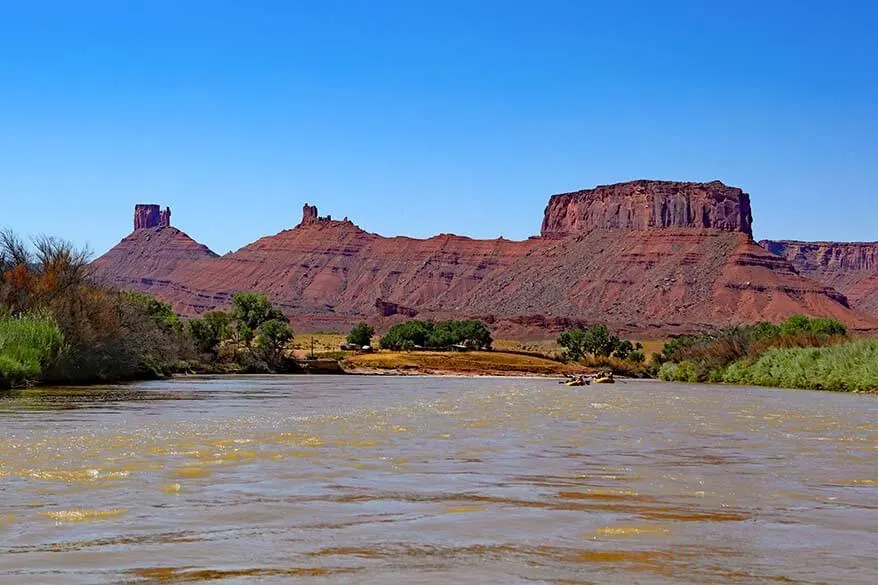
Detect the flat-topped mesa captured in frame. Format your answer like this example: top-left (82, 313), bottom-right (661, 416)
top-left (540, 180), bottom-right (753, 238)
top-left (134, 204), bottom-right (171, 230)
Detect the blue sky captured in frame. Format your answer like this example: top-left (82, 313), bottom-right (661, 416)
top-left (2, 1), bottom-right (876, 255)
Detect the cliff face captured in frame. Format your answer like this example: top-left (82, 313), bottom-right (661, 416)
top-left (133, 204), bottom-right (172, 229)
top-left (760, 240), bottom-right (878, 315)
top-left (91, 187), bottom-right (878, 336)
top-left (541, 180), bottom-right (753, 238)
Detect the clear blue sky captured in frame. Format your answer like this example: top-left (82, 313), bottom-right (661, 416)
top-left (2, 1), bottom-right (876, 255)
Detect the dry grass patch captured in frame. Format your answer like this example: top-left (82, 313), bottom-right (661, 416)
top-left (343, 351), bottom-right (581, 376)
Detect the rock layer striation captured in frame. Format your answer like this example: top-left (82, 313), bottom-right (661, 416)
top-left (541, 180), bottom-right (753, 238)
top-left (760, 240), bottom-right (878, 315)
top-left (91, 182), bottom-right (878, 336)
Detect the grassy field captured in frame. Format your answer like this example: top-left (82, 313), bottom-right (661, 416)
top-left (291, 333), bottom-right (347, 359)
top-left (342, 350), bottom-right (583, 377)
top-left (291, 332), bottom-right (665, 376)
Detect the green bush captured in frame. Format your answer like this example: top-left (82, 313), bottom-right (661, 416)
top-left (722, 339), bottom-right (878, 392)
top-left (658, 360), bottom-right (699, 383)
top-left (655, 316), bottom-right (849, 383)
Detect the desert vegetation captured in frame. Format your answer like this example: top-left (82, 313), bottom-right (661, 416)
top-left (343, 350), bottom-right (579, 377)
top-left (183, 291), bottom-right (296, 373)
top-left (378, 319), bottom-right (493, 351)
top-left (556, 325), bottom-right (648, 376)
top-left (0, 229), bottom-right (298, 388)
top-left (1, 230), bottom-right (192, 388)
top-left (655, 315), bottom-right (875, 392)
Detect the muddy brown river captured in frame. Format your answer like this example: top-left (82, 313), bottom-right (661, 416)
top-left (1, 376), bottom-right (876, 584)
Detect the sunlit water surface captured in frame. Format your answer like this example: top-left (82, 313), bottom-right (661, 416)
top-left (1, 376), bottom-right (877, 584)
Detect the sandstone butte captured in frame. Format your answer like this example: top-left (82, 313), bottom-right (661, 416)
top-left (90, 182), bottom-right (878, 338)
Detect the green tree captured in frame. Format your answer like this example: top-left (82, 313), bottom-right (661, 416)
top-left (187, 311), bottom-right (232, 358)
top-left (559, 325), bottom-right (630, 360)
top-left (454, 320), bottom-right (493, 350)
top-left (379, 320), bottom-right (433, 350)
top-left (347, 322), bottom-right (375, 347)
top-left (558, 328), bottom-right (589, 361)
top-left (255, 319), bottom-right (294, 370)
top-left (231, 292), bottom-right (286, 346)
top-left (582, 324), bottom-right (621, 357)
top-left (121, 291), bottom-right (179, 330)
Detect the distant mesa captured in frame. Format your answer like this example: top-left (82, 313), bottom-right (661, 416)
top-left (90, 180), bottom-right (878, 336)
top-left (134, 204), bottom-right (172, 230)
top-left (541, 180), bottom-right (753, 238)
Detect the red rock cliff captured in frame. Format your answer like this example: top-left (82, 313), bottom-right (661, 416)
top-left (91, 184), bottom-right (878, 335)
top-left (541, 180), bottom-right (753, 238)
top-left (761, 240), bottom-right (878, 272)
top-left (134, 204), bottom-right (172, 230)
top-left (760, 240), bottom-right (878, 315)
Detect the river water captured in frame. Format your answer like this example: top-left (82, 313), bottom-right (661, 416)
top-left (1, 376), bottom-right (876, 584)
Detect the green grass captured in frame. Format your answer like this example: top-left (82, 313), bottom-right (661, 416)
top-left (722, 339), bottom-right (878, 392)
top-left (0, 316), bottom-right (65, 388)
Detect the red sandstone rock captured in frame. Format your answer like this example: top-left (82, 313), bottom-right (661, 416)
top-left (541, 180), bottom-right (753, 238)
top-left (375, 299), bottom-right (419, 318)
top-left (301, 203), bottom-right (318, 224)
top-left (133, 204), bottom-right (172, 230)
top-left (91, 225), bottom-right (217, 295)
top-left (91, 183), bottom-right (877, 336)
top-left (760, 240), bottom-right (878, 315)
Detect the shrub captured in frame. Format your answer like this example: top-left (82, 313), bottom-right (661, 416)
top-left (655, 316), bottom-right (849, 382)
top-left (722, 340), bottom-right (878, 392)
top-left (658, 360), bottom-right (699, 383)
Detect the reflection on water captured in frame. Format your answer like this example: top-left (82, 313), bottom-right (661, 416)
top-left (1, 376), bottom-right (876, 584)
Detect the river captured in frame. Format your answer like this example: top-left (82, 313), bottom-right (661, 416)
top-left (1, 376), bottom-right (876, 584)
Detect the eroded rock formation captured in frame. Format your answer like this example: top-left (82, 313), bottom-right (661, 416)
top-left (760, 240), bottom-right (878, 315)
top-left (91, 182), bottom-right (878, 336)
top-left (541, 180), bottom-right (753, 238)
top-left (133, 204), bottom-right (172, 230)
top-left (375, 299), bottom-right (419, 318)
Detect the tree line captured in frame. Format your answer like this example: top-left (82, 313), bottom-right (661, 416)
top-left (377, 319), bottom-right (492, 351)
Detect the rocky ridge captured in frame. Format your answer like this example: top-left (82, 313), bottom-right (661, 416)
top-left (760, 240), bottom-right (878, 315)
top-left (90, 181), bottom-right (878, 336)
